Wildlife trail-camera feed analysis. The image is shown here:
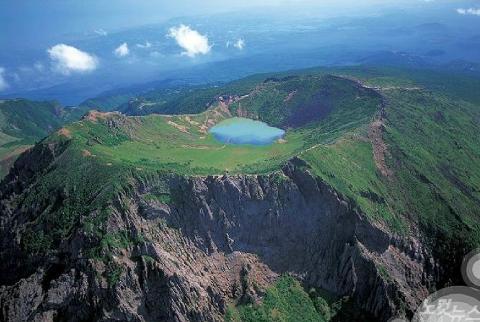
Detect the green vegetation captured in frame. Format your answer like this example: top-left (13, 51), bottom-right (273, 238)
top-left (143, 192), bottom-right (171, 204)
top-left (302, 85), bottom-right (480, 243)
top-left (140, 255), bottom-right (157, 264)
top-left (17, 138), bottom-right (132, 254)
top-left (0, 99), bottom-right (64, 139)
top-left (384, 89), bottom-right (480, 250)
top-left (377, 264), bottom-right (392, 282)
top-left (0, 99), bottom-right (85, 177)
top-left (59, 74), bottom-right (380, 175)
top-left (80, 116), bottom-right (305, 175)
top-left (22, 229), bottom-right (53, 254)
top-left (228, 75), bottom-right (380, 129)
top-left (225, 276), bottom-right (374, 322)
top-left (301, 139), bottom-right (406, 232)
top-left (105, 259), bottom-right (123, 286)
top-left (82, 77), bottom-right (263, 116)
top-left (225, 276), bottom-right (327, 322)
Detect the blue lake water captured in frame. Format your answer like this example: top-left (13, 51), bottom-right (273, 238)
top-left (209, 117), bottom-right (285, 146)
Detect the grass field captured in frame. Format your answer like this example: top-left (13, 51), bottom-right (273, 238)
top-left (64, 109), bottom-right (311, 175)
top-left (58, 74), bottom-right (381, 175)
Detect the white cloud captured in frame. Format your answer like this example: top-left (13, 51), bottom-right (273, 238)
top-left (136, 41), bottom-right (152, 49)
top-left (457, 8), bottom-right (480, 16)
top-left (234, 38), bottom-right (245, 50)
top-left (94, 28), bottom-right (108, 36)
top-left (168, 24), bottom-right (211, 57)
top-left (114, 42), bottom-right (130, 57)
top-left (48, 44), bottom-right (98, 75)
top-left (0, 67), bottom-right (9, 91)
top-left (226, 39), bottom-right (245, 50)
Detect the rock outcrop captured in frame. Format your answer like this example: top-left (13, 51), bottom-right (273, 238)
top-left (0, 147), bottom-right (437, 321)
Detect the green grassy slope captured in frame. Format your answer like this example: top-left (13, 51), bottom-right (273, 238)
top-left (301, 87), bottom-right (480, 239)
top-left (82, 65), bottom-right (480, 119)
top-left (62, 110), bottom-right (304, 175)
top-left (385, 89), bottom-right (480, 250)
top-left (0, 99), bottom-right (84, 177)
top-left (226, 276), bottom-right (375, 322)
top-left (57, 75), bottom-right (380, 175)
top-left (225, 276), bottom-right (328, 322)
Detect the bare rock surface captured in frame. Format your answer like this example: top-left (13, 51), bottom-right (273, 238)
top-left (0, 149), bottom-right (438, 322)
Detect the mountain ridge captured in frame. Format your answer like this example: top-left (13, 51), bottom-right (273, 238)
top-left (0, 67), bottom-right (479, 321)
top-left (0, 99), bottom-right (87, 177)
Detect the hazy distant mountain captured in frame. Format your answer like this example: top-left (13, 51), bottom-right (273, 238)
top-left (2, 6), bottom-right (480, 105)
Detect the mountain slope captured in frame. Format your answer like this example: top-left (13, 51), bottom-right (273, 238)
top-left (0, 99), bottom-right (85, 177)
top-left (0, 68), bottom-right (479, 322)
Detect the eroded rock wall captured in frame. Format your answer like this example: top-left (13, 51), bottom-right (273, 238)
top-left (0, 152), bottom-right (436, 321)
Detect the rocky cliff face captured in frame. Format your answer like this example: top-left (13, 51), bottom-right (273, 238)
top-left (0, 145), bottom-right (438, 321)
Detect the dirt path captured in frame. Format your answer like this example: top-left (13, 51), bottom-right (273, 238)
top-left (369, 119), bottom-right (393, 178)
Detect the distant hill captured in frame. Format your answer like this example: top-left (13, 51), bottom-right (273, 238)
top-left (0, 99), bottom-right (85, 177)
top-left (357, 51), bottom-right (429, 68)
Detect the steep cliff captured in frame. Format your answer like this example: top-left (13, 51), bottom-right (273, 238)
top-left (0, 147), bottom-right (434, 321)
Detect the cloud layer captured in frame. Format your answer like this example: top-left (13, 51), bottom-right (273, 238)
top-left (457, 8), bottom-right (480, 16)
top-left (94, 28), bottom-right (108, 36)
top-left (114, 43), bottom-right (130, 57)
top-left (168, 25), bottom-right (211, 57)
top-left (234, 38), bottom-right (245, 50)
top-left (226, 38), bottom-right (245, 50)
top-left (0, 67), bottom-right (9, 91)
top-left (48, 44), bottom-right (98, 74)
top-left (136, 41), bottom-right (152, 49)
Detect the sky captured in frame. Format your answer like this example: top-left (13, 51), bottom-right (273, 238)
top-left (0, 0), bottom-right (455, 57)
top-left (1, 0), bottom-right (479, 103)
top-left (2, 0), bottom-right (478, 48)
top-left (0, 0), bottom-right (436, 42)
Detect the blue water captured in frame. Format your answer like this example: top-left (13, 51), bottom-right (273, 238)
top-left (210, 117), bottom-right (285, 145)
